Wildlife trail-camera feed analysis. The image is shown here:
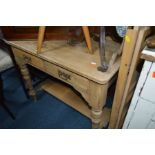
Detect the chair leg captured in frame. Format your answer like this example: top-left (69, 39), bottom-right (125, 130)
top-left (0, 74), bottom-right (15, 120)
top-left (82, 26), bottom-right (93, 54)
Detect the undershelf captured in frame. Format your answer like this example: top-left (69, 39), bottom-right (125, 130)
top-left (41, 78), bottom-right (111, 128)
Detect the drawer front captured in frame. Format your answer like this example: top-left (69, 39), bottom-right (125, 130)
top-left (44, 61), bottom-right (89, 94)
top-left (12, 47), bottom-right (90, 101)
top-left (12, 47), bottom-right (44, 70)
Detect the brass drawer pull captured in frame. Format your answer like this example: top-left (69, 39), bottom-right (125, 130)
top-left (23, 55), bottom-right (32, 63)
top-left (58, 70), bottom-right (71, 81)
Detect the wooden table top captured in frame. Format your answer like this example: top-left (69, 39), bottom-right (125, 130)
top-left (7, 38), bottom-right (121, 84)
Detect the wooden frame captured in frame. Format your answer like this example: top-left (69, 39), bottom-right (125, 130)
top-left (109, 28), bottom-right (139, 128)
top-left (109, 27), bottom-right (151, 128)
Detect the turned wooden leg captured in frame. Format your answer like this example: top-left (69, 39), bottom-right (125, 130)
top-left (89, 82), bottom-right (108, 129)
top-left (91, 108), bottom-right (103, 128)
top-left (19, 64), bottom-right (37, 101)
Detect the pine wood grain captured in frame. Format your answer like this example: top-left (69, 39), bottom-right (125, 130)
top-left (109, 29), bottom-right (139, 129)
top-left (116, 27), bottom-right (150, 128)
top-left (8, 39), bottom-right (121, 84)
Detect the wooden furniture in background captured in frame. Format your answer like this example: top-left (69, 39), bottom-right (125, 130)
top-left (37, 26), bottom-right (93, 54)
top-left (1, 26), bottom-right (123, 55)
top-left (1, 26), bottom-right (72, 40)
top-left (1, 26), bottom-right (122, 41)
top-left (115, 27), bottom-right (151, 128)
top-left (109, 29), bottom-right (139, 128)
top-left (109, 27), bottom-right (151, 128)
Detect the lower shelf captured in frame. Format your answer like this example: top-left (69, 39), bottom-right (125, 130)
top-left (41, 79), bottom-right (111, 128)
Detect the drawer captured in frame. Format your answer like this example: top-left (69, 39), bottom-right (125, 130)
top-left (12, 47), bottom-right (44, 70)
top-left (44, 61), bottom-right (89, 93)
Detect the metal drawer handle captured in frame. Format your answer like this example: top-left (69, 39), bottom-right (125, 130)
top-left (58, 70), bottom-right (71, 81)
top-left (23, 55), bottom-right (32, 63)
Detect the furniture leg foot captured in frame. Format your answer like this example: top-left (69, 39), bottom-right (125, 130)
top-left (91, 109), bottom-right (102, 129)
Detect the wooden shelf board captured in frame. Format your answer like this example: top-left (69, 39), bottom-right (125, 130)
top-left (41, 79), bottom-right (91, 119)
top-left (41, 79), bottom-right (111, 127)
